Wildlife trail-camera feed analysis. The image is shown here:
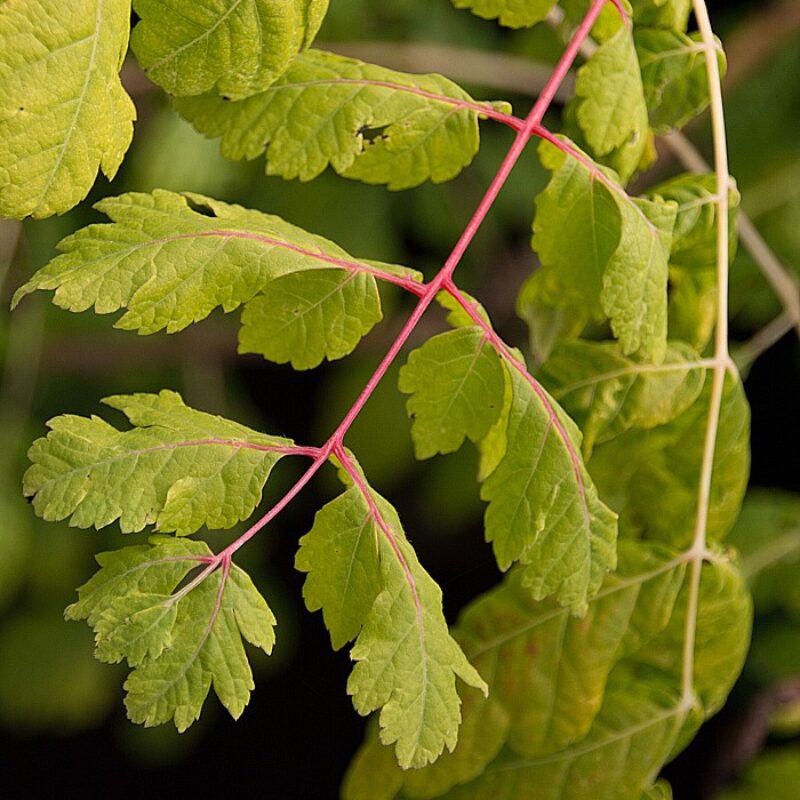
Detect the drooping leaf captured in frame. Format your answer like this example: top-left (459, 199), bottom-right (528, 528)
top-left (449, 0), bottom-right (555, 28)
top-left (344, 546), bottom-right (751, 800)
top-left (175, 49), bottom-right (510, 189)
top-left (238, 269), bottom-right (383, 370)
top-left (131, 0), bottom-right (329, 99)
top-left (23, 390), bottom-right (293, 535)
top-left (636, 29), bottom-right (726, 133)
top-left (574, 24), bottom-right (649, 161)
top-left (66, 537), bottom-right (276, 731)
top-left (398, 328), bottom-right (506, 460)
top-left (533, 139), bottom-right (677, 363)
top-left (590, 373), bottom-right (751, 548)
top-left (296, 481), bottom-right (487, 769)
top-left (481, 365), bottom-right (618, 613)
top-left (12, 190), bottom-right (417, 348)
top-left (539, 340), bottom-right (706, 456)
top-left (0, 0), bottom-right (135, 219)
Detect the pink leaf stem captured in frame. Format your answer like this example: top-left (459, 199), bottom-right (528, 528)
top-left (213, 0), bottom-right (619, 563)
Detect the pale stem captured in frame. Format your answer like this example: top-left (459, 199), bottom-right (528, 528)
top-left (680, 0), bottom-right (734, 708)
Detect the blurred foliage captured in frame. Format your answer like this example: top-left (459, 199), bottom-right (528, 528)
top-left (0, 0), bottom-right (798, 796)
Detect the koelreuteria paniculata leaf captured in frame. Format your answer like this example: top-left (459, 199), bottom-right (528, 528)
top-left (131, 0), bottom-right (329, 99)
top-left (175, 49), bottom-right (510, 189)
top-left (297, 479), bottom-right (487, 769)
top-left (24, 391), bottom-right (292, 535)
top-left (0, 0), bottom-right (135, 219)
top-left (66, 537), bottom-right (276, 731)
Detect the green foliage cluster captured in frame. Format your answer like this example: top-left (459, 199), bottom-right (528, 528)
top-left (2, 0), bottom-right (795, 796)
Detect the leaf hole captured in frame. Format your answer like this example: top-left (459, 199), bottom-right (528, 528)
top-left (184, 196), bottom-right (218, 217)
top-left (358, 124), bottom-right (390, 147)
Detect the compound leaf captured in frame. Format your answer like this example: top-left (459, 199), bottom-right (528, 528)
top-left (398, 328), bottom-right (506, 460)
top-left (296, 481), bottom-right (487, 769)
top-left (12, 191), bottom-right (417, 354)
top-left (636, 28), bottom-right (726, 133)
top-left (23, 390), bottom-right (293, 535)
top-left (0, 0), bottom-right (135, 219)
top-left (175, 49), bottom-right (509, 189)
top-left (449, 0), bottom-right (555, 28)
top-left (533, 139), bottom-right (676, 363)
top-left (131, 0), bottom-right (329, 99)
top-left (66, 536), bottom-right (276, 731)
top-left (540, 340), bottom-right (706, 456)
top-left (481, 365), bottom-right (618, 614)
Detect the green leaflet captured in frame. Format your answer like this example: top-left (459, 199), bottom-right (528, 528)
top-left (481, 365), bottom-right (618, 614)
top-left (131, 0), bottom-right (328, 99)
top-left (636, 29), bottom-right (726, 133)
top-left (533, 139), bottom-right (677, 366)
top-left (398, 328), bottom-right (506, 460)
top-left (590, 373), bottom-right (751, 548)
top-left (296, 482), bottom-right (487, 769)
top-left (175, 49), bottom-right (510, 189)
top-left (238, 269), bottom-right (383, 370)
top-left (398, 322), bottom-right (617, 612)
top-left (0, 0), bottom-right (135, 219)
top-left (449, 0), bottom-right (555, 28)
top-left (728, 490), bottom-right (800, 617)
top-left (539, 340), bottom-right (706, 457)
top-left (344, 546), bottom-right (751, 800)
top-left (66, 537), bottom-right (276, 731)
top-left (12, 191), bottom-right (417, 354)
top-left (575, 24), bottom-right (649, 162)
top-left (23, 390), bottom-right (292, 535)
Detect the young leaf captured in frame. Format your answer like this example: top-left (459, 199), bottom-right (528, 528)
top-left (175, 49), bottom-right (510, 189)
top-left (533, 139), bottom-right (677, 363)
top-left (0, 0), bottom-right (135, 219)
top-left (636, 29), bottom-right (726, 133)
top-left (131, 0), bottom-right (329, 99)
top-left (12, 190), bottom-right (417, 348)
top-left (449, 0), bottom-right (556, 28)
top-left (296, 481), bottom-right (487, 769)
top-left (481, 366), bottom-right (618, 614)
top-left (238, 269), bottom-right (383, 370)
top-left (66, 537), bottom-right (276, 731)
top-left (575, 24), bottom-right (649, 161)
top-left (398, 328), bottom-right (506, 460)
top-left (539, 340), bottom-right (706, 456)
top-left (23, 390), bottom-right (294, 535)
